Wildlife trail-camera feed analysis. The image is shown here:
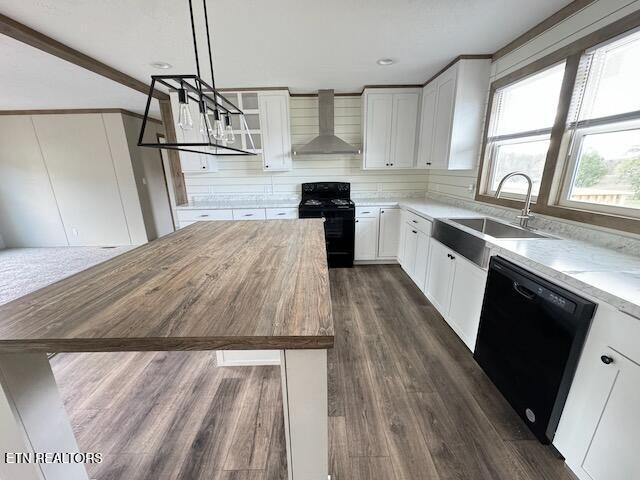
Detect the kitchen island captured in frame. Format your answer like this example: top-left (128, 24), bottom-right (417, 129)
top-left (0, 220), bottom-right (333, 480)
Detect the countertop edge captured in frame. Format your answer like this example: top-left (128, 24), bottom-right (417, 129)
top-left (0, 335), bottom-right (335, 353)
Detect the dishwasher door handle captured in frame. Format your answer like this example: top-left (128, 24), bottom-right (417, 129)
top-left (513, 281), bottom-right (536, 300)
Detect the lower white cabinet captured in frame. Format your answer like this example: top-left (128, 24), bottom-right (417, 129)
top-left (399, 214), bottom-right (431, 291)
top-left (378, 208), bottom-right (401, 258)
top-left (554, 304), bottom-right (640, 480)
top-left (400, 222), bottom-right (418, 275)
top-left (425, 238), bottom-right (487, 351)
top-left (355, 216), bottom-right (379, 260)
top-left (232, 208), bottom-right (267, 220)
top-left (425, 240), bottom-right (456, 315)
top-left (447, 254), bottom-right (487, 350)
top-left (265, 207), bottom-right (298, 219)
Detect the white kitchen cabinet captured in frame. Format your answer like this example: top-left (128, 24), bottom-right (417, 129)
top-left (416, 82), bottom-right (437, 169)
top-left (425, 239), bottom-right (487, 349)
top-left (412, 230), bottom-right (430, 291)
top-left (425, 239), bottom-right (456, 316)
top-left (417, 58), bottom-right (490, 170)
top-left (581, 349), bottom-right (640, 480)
top-left (355, 216), bottom-right (379, 261)
top-left (400, 222), bottom-right (418, 276)
top-left (265, 207), bottom-right (298, 219)
top-left (390, 93), bottom-right (420, 168)
top-left (363, 89), bottom-right (420, 170)
top-left (554, 305), bottom-right (640, 480)
top-left (232, 208), bottom-right (266, 220)
top-left (378, 208), bottom-right (401, 258)
top-left (362, 93), bottom-right (393, 169)
top-left (431, 67), bottom-right (457, 169)
top-left (258, 91), bottom-right (292, 171)
top-left (447, 254), bottom-right (487, 350)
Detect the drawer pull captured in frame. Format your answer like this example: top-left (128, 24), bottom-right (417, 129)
top-left (199, 214), bottom-right (210, 218)
top-left (362, 211), bottom-right (370, 214)
top-left (277, 212), bottom-right (286, 216)
top-left (412, 230), bottom-right (417, 234)
top-left (601, 355), bottom-right (614, 365)
top-left (412, 220), bottom-right (418, 224)
top-left (243, 214), bottom-right (254, 217)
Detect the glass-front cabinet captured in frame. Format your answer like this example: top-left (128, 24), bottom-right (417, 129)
top-left (170, 89), bottom-right (292, 172)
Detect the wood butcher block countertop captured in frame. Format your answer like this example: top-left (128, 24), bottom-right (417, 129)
top-left (0, 220), bottom-right (334, 353)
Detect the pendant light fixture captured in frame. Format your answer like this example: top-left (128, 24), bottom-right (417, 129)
top-left (138, 0), bottom-right (255, 156)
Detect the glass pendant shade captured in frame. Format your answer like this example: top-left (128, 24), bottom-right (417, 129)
top-left (177, 88), bottom-right (193, 131)
top-left (199, 102), bottom-right (214, 143)
top-left (224, 114), bottom-right (235, 143)
top-left (211, 110), bottom-right (226, 141)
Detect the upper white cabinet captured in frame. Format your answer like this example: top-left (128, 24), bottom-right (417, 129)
top-left (258, 90), bottom-right (293, 171)
top-left (363, 89), bottom-right (420, 170)
top-left (171, 90), bottom-right (292, 173)
top-left (416, 58), bottom-right (490, 170)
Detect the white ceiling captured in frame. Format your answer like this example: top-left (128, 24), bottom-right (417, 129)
top-left (0, 0), bottom-right (571, 113)
top-left (0, 35), bottom-right (159, 116)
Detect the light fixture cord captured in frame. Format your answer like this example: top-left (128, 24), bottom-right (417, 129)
top-left (202, 0), bottom-right (218, 111)
top-left (187, 0), bottom-right (201, 79)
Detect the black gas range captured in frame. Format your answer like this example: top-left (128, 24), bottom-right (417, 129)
top-left (299, 182), bottom-right (355, 268)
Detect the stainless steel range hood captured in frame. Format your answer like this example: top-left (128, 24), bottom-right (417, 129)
top-left (293, 89), bottom-right (361, 155)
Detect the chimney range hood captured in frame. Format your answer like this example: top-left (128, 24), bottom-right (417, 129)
top-left (293, 89), bottom-right (361, 155)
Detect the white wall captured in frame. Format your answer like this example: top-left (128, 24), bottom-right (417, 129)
top-left (121, 115), bottom-right (174, 240)
top-left (0, 115), bottom-right (69, 247)
top-left (426, 0), bottom-right (640, 201)
top-left (184, 96), bottom-right (429, 200)
top-left (0, 113), bottom-right (149, 247)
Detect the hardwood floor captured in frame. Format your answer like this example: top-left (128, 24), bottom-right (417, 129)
top-left (51, 265), bottom-right (574, 480)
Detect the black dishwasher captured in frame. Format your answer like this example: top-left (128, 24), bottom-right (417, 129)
top-left (474, 256), bottom-right (596, 444)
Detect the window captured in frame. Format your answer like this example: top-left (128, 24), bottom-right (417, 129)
top-left (482, 63), bottom-right (566, 198)
top-left (559, 30), bottom-right (640, 216)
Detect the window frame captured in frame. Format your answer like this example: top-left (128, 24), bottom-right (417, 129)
top-left (475, 10), bottom-right (640, 234)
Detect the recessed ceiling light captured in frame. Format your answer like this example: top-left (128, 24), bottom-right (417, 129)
top-left (150, 61), bottom-right (172, 69)
top-left (376, 58), bottom-right (394, 66)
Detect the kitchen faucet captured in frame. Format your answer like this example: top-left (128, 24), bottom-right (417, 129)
top-left (495, 172), bottom-right (534, 228)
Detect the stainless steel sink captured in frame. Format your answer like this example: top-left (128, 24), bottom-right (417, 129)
top-left (431, 217), bottom-right (553, 268)
top-left (449, 217), bottom-right (551, 239)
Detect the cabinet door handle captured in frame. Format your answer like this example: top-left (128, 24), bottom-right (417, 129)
top-left (390, 163), bottom-right (394, 166)
top-left (601, 355), bottom-right (614, 365)
top-left (381, 210), bottom-right (384, 214)
top-left (412, 230), bottom-right (417, 234)
top-left (426, 162), bottom-right (432, 166)
top-left (356, 220), bottom-right (359, 223)
top-left (412, 220), bottom-right (418, 224)
top-left (265, 165), bottom-right (269, 168)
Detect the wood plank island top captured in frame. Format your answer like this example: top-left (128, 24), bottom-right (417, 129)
top-left (0, 220), bottom-right (334, 353)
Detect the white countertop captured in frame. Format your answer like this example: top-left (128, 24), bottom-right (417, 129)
top-left (395, 199), bottom-right (640, 319)
top-left (177, 199), bottom-right (299, 209)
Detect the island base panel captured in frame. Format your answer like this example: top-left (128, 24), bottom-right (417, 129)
top-left (280, 349), bottom-right (329, 480)
top-left (0, 353), bottom-right (89, 480)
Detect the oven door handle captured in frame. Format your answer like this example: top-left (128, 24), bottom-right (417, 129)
top-left (513, 281), bottom-right (536, 300)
